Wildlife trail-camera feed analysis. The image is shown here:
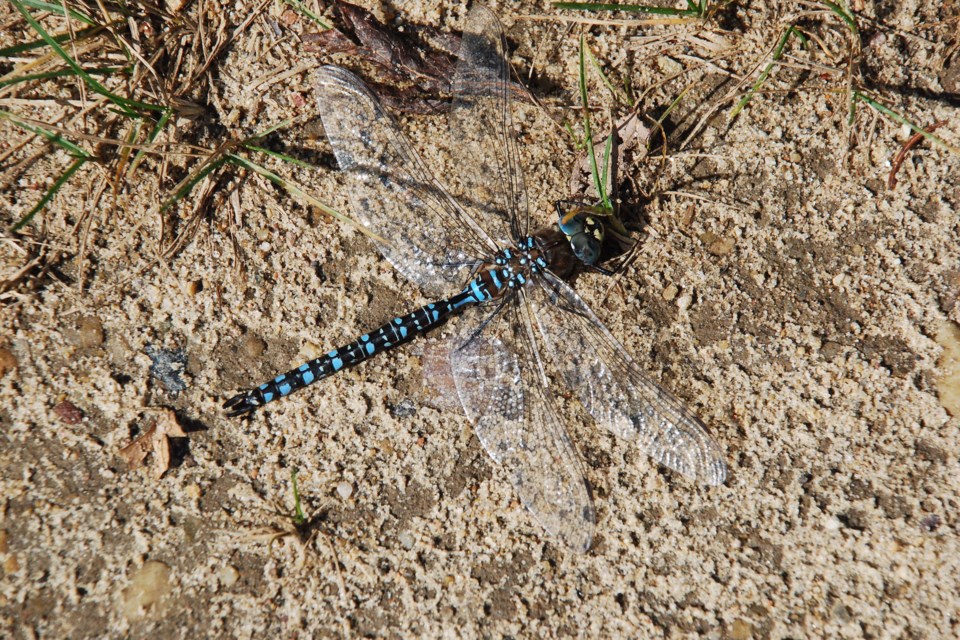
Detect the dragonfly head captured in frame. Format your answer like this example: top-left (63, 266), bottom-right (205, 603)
top-left (555, 202), bottom-right (604, 266)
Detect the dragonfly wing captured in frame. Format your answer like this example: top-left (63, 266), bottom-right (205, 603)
top-left (449, 299), bottom-right (595, 552)
top-left (316, 65), bottom-right (492, 296)
top-left (529, 271), bottom-right (728, 486)
top-left (446, 5), bottom-right (528, 245)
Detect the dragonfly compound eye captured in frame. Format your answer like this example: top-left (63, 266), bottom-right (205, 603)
top-left (571, 232), bottom-right (602, 265)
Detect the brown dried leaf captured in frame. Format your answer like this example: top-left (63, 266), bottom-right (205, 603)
top-left (337, 1), bottom-right (455, 86)
top-left (302, 28), bottom-right (361, 56)
top-left (155, 409), bottom-right (188, 438)
top-left (118, 423), bottom-right (157, 468)
top-left (118, 410), bottom-right (188, 479)
top-left (306, 1), bottom-right (529, 115)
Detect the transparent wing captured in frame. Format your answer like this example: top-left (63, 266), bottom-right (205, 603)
top-left (445, 4), bottom-right (528, 245)
top-left (449, 298), bottom-right (595, 552)
top-left (316, 65), bottom-right (496, 296)
top-left (529, 271), bottom-right (728, 486)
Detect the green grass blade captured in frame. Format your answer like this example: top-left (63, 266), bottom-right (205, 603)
top-left (127, 108), bottom-right (173, 177)
top-left (579, 36), bottom-right (612, 211)
top-left (852, 91), bottom-right (960, 155)
top-left (282, 0), bottom-right (332, 29)
top-left (0, 24), bottom-right (109, 57)
top-left (600, 129), bottom-right (613, 202)
top-left (564, 121), bottom-right (584, 150)
top-left (10, 0), bottom-right (163, 114)
top-left (657, 84), bottom-right (692, 128)
top-left (822, 1), bottom-right (859, 39)
top-left (244, 144), bottom-right (319, 170)
top-left (579, 36), bottom-right (601, 207)
top-left (158, 157), bottom-right (228, 213)
top-left (244, 119), bottom-right (293, 142)
top-left (0, 65), bottom-right (127, 89)
top-left (0, 109), bottom-right (91, 157)
top-left (730, 26), bottom-right (802, 119)
top-left (584, 44), bottom-right (633, 106)
top-left (19, 0), bottom-right (95, 25)
top-left (554, 2), bottom-right (704, 16)
top-left (10, 156), bottom-right (89, 231)
top-left (290, 468), bottom-right (306, 526)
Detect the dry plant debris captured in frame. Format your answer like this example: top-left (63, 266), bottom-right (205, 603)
top-left (117, 409), bottom-right (188, 479)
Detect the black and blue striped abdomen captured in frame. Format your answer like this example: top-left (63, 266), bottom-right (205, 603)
top-left (223, 286), bottom-right (485, 417)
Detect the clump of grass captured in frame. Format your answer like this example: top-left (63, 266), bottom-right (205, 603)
top-left (554, 1), bottom-right (711, 19)
top-left (2, 0), bottom-right (167, 233)
top-left (729, 25), bottom-right (808, 119)
top-left (1, 0), bottom-right (360, 292)
top-left (734, 3), bottom-right (957, 159)
top-left (577, 34), bottom-right (616, 214)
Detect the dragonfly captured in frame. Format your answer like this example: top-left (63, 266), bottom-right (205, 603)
top-left (224, 5), bottom-right (726, 551)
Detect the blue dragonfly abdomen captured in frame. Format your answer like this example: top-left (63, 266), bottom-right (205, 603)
top-left (224, 252), bottom-right (543, 417)
top-left (224, 286), bottom-right (483, 416)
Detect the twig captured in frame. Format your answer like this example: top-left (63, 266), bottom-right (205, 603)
top-left (887, 120), bottom-right (947, 190)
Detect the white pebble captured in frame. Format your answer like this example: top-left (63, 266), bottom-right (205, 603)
top-left (218, 564), bottom-right (240, 589)
top-left (399, 531), bottom-right (415, 550)
top-left (120, 560), bottom-right (171, 620)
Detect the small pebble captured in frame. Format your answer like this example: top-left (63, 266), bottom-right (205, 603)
top-left (730, 620), bottom-right (754, 640)
top-left (707, 237), bottom-right (735, 256)
top-left (186, 280), bottom-right (203, 296)
top-left (699, 231), bottom-right (718, 245)
top-left (662, 284), bottom-right (678, 302)
top-left (336, 481), bottom-right (353, 500)
top-left (389, 398), bottom-right (417, 419)
top-left (144, 345), bottom-right (187, 395)
top-left (121, 560), bottom-right (172, 620)
top-left (920, 514), bottom-right (942, 532)
top-left (218, 564), bottom-right (240, 589)
top-left (657, 55), bottom-right (682, 75)
top-left (832, 602), bottom-right (852, 623)
top-left (280, 8), bottom-right (299, 26)
top-left (78, 316), bottom-right (105, 347)
top-left (65, 316), bottom-right (105, 349)
top-left (0, 347), bottom-right (17, 378)
top-left (399, 531), bottom-right (415, 550)
top-left (676, 292), bottom-right (693, 311)
top-left (53, 400), bottom-right (84, 425)
top-left (935, 322), bottom-right (960, 417)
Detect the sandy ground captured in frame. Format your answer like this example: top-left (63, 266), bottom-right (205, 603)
top-left (2, 0), bottom-right (959, 637)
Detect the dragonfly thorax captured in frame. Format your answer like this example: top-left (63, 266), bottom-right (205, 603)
top-left (472, 238), bottom-right (542, 300)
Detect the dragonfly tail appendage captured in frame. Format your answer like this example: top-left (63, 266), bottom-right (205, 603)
top-left (224, 289), bottom-right (480, 417)
top-left (222, 354), bottom-right (336, 417)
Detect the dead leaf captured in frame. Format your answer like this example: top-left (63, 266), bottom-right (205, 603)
top-left (118, 410), bottom-right (188, 479)
top-left (304, 1), bottom-right (529, 114)
top-left (302, 28), bottom-right (361, 57)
